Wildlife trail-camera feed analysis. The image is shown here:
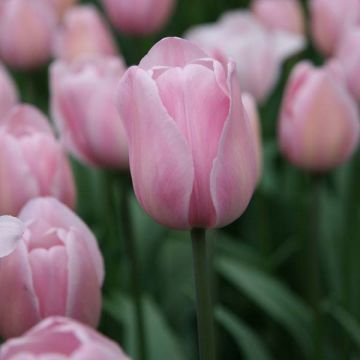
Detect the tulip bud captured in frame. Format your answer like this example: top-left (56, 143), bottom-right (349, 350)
top-left (0, 317), bottom-right (129, 360)
top-left (242, 93), bottom-right (262, 183)
top-left (101, 0), bottom-right (175, 36)
top-left (0, 197), bottom-right (104, 339)
top-left (186, 11), bottom-right (305, 102)
top-left (0, 0), bottom-right (56, 69)
top-left (252, 0), bottom-right (305, 35)
top-left (279, 61), bottom-right (360, 172)
top-left (53, 5), bottom-right (117, 62)
top-left (117, 37), bottom-right (258, 229)
top-left (0, 105), bottom-right (75, 215)
top-left (0, 64), bottom-right (18, 118)
top-left (310, 0), bottom-right (360, 56)
top-left (335, 28), bottom-right (360, 102)
top-left (50, 56), bottom-right (128, 168)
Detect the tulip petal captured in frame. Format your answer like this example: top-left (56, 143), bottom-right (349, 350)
top-left (0, 216), bottom-right (25, 258)
top-left (117, 67), bottom-right (194, 229)
top-left (156, 63), bottom-right (229, 227)
top-left (211, 63), bottom-right (257, 227)
top-left (139, 37), bottom-right (208, 70)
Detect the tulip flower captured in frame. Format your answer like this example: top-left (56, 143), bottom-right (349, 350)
top-left (0, 0), bottom-right (56, 69)
top-left (0, 197), bottom-right (104, 339)
top-left (0, 104), bottom-right (75, 215)
top-left (186, 11), bottom-right (305, 102)
top-left (335, 28), bottom-right (360, 102)
top-left (0, 317), bottom-right (129, 359)
top-left (0, 216), bottom-right (24, 258)
top-left (50, 56), bottom-right (128, 168)
top-left (310, 0), bottom-right (360, 56)
top-left (279, 61), bottom-right (360, 172)
top-left (242, 93), bottom-right (262, 183)
top-left (251, 0), bottom-right (305, 35)
top-left (101, 0), bottom-right (175, 36)
top-left (0, 64), bottom-right (18, 118)
top-left (116, 37), bottom-right (258, 230)
top-left (53, 5), bottom-right (117, 62)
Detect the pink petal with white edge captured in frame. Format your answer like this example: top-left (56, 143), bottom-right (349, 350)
top-left (211, 62), bottom-right (257, 228)
top-left (0, 216), bottom-right (25, 258)
top-left (117, 67), bottom-right (194, 229)
top-left (139, 37), bottom-right (208, 70)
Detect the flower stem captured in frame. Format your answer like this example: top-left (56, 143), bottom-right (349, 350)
top-left (191, 228), bottom-right (216, 360)
top-left (119, 174), bottom-right (147, 360)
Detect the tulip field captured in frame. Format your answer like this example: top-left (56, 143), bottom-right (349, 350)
top-left (0, 0), bottom-right (359, 359)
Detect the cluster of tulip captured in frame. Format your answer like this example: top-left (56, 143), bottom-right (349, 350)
top-left (0, 0), bottom-right (359, 359)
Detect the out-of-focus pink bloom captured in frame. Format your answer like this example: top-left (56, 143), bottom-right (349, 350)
top-left (0, 197), bottom-right (104, 339)
top-left (0, 317), bottom-right (130, 360)
top-left (310, 0), bottom-right (360, 56)
top-left (0, 105), bottom-right (75, 215)
top-left (0, 0), bottom-right (56, 69)
top-left (0, 216), bottom-right (24, 258)
top-left (279, 61), bottom-right (360, 172)
top-left (335, 28), bottom-right (360, 102)
top-left (50, 56), bottom-right (128, 168)
top-left (252, 0), bottom-right (305, 35)
top-left (117, 37), bottom-right (258, 229)
top-left (101, 0), bottom-right (175, 36)
top-left (53, 5), bottom-right (117, 62)
top-left (242, 93), bottom-right (262, 183)
top-left (186, 11), bottom-right (305, 102)
top-left (0, 64), bottom-right (18, 118)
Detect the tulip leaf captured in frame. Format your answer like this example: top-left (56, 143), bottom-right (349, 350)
top-left (216, 306), bottom-right (273, 360)
top-left (104, 293), bottom-right (186, 360)
top-left (216, 256), bottom-right (314, 356)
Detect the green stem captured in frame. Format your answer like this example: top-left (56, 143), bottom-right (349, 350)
top-left (191, 228), bottom-right (216, 360)
top-left (119, 174), bottom-right (147, 360)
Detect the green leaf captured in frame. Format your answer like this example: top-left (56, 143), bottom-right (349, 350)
top-left (216, 256), bottom-right (314, 356)
top-left (104, 293), bottom-right (186, 360)
top-left (216, 307), bottom-right (272, 360)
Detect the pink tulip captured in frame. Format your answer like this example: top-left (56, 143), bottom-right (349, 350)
top-left (242, 93), bottom-right (262, 183)
top-left (0, 216), bottom-right (24, 258)
top-left (117, 37), bottom-right (258, 229)
top-left (0, 197), bottom-right (104, 339)
top-left (53, 5), bottom-right (117, 62)
top-left (310, 0), bottom-right (360, 56)
top-left (186, 11), bottom-right (305, 102)
top-left (279, 61), bottom-right (360, 172)
top-left (50, 56), bottom-right (128, 168)
top-left (101, 0), bottom-right (175, 36)
top-left (0, 317), bottom-right (129, 359)
top-left (252, 0), bottom-right (305, 35)
top-left (0, 105), bottom-right (75, 215)
top-left (335, 28), bottom-right (360, 102)
top-left (0, 0), bottom-right (56, 69)
top-left (0, 64), bottom-right (18, 118)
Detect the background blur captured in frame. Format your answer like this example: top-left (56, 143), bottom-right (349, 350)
top-left (7, 0), bottom-right (360, 359)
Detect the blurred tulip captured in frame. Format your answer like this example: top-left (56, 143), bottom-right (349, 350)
top-left (0, 64), bottom-right (18, 118)
top-left (279, 61), bottom-right (360, 172)
top-left (0, 0), bottom-right (56, 69)
top-left (0, 216), bottom-right (24, 258)
top-left (310, 0), bottom-right (360, 56)
top-left (0, 317), bottom-right (129, 360)
top-left (50, 56), bottom-right (128, 168)
top-left (0, 105), bottom-right (75, 215)
top-left (242, 93), bottom-right (262, 183)
top-left (335, 28), bottom-right (360, 102)
top-left (252, 0), bottom-right (305, 35)
top-left (0, 197), bottom-right (104, 339)
top-left (53, 5), bottom-right (117, 62)
top-left (186, 11), bottom-right (305, 102)
top-left (117, 37), bottom-right (257, 229)
top-left (101, 0), bottom-right (175, 36)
